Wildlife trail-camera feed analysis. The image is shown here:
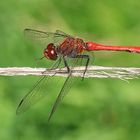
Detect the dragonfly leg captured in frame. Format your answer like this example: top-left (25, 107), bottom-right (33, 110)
top-left (42, 58), bottom-right (62, 76)
top-left (63, 57), bottom-right (71, 73)
top-left (49, 57), bottom-right (62, 70)
top-left (75, 55), bottom-right (90, 80)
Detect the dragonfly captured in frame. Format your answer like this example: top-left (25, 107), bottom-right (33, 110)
top-left (17, 28), bottom-right (140, 121)
top-left (16, 29), bottom-right (90, 121)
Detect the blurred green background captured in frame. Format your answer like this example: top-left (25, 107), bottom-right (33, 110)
top-left (1, 0), bottom-right (140, 140)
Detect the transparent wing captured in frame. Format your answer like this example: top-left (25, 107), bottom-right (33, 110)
top-left (47, 57), bottom-right (85, 121)
top-left (16, 60), bottom-right (61, 115)
top-left (16, 76), bottom-right (47, 114)
top-left (16, 55), bottom-right (88, 119)
top-left (55, 30), bottom-right (73, 37)
top-left (24, 28), bottom-right (70, 47)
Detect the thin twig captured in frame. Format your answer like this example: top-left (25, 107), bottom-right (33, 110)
top-left (0, 66), bottom-right (140, 80)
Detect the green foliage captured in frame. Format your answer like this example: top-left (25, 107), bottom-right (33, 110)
top-left (0, 0), bottom-right (140, 140)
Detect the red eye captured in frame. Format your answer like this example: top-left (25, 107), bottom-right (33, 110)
top-left (44, 43), bottom-right (58, 60)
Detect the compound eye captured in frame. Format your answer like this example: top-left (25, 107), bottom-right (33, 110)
top-left (44, 43), bottom-right (58, 60)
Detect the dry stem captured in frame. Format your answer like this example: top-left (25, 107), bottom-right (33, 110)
top-left (0, 66), bottom-right (140, 80)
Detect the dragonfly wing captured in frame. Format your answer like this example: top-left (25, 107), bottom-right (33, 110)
top-left (55, 30), bottom-right (72, 37)
top-left (24, 28), bottom-right (55, 38)
top-left (47, 72), bottom-right (73, 121)
top-left (16, 60), bottom-right (61, 114)
top-left (24, 28), bottom-right (68, 47)
top-left (47, 57), bottom-right (83, 121)
top-left (16, 76), bottom-right (47, 114)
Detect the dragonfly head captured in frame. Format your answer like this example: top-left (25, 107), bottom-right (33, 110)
top-left (44, 43), bottom-right (58, 60)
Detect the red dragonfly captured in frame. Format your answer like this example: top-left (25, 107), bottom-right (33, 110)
top-left (17, 28), bottom-right (140, 121)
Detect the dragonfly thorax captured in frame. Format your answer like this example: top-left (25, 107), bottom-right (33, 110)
top-left (44, 43), bottom-right (58, 60)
